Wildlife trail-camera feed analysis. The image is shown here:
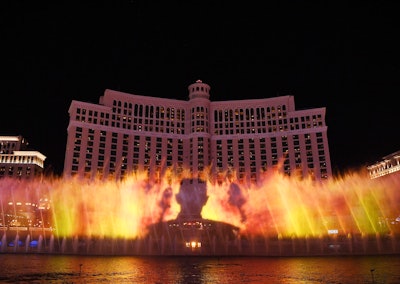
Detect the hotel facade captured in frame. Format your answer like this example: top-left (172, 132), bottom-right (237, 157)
top-left (63, 80), bottom-right (332, 183)
top-left (0, 135), bottom-right (46, 179)
top-left (367, 150), bottom-right (400, 179)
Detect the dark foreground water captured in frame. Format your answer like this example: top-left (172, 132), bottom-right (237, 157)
top-left (0, 254), bottom-right (399, 284)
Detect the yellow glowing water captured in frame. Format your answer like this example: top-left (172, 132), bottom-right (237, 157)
top-left (1, 168), bottom-right (399, 240)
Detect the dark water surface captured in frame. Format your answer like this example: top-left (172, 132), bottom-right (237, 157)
top-left (0, 254), bottom-right (399, 283)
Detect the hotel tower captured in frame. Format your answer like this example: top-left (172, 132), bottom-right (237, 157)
top-left (63, 80), bottom-right (332, 183)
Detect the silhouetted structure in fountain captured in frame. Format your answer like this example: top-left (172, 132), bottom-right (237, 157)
top-left (2, 176), bottom-right (400, 256)
top-left (145, 178), bottom-right (240, 255)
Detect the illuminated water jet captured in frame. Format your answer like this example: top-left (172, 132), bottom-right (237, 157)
top-left (0, 168), bottom-right (399, 256)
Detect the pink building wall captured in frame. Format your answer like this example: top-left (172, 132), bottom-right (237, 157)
top-left (64, 80), bottom-right (332, 183)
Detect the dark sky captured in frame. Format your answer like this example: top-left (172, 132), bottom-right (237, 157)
top-left (1, 1), bottom-right (399, 176)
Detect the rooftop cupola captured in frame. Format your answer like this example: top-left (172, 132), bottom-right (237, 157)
top-left (188, 80), bottom-right (210, 100)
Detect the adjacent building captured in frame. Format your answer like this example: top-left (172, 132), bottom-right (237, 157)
top-left (367, 150), bottom-right (400, 179)
top-left (0, 135), bottom-right (46, 179)
top-left (63, 80), bottom-right (332, 183)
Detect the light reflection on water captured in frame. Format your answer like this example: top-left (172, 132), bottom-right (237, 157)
top-left (0, 254), bottom-right (399, 283)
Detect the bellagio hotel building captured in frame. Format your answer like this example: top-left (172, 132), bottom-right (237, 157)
top-left (63, 80), bottom-right (332, 183)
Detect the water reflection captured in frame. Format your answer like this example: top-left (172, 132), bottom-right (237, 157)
top-left (0, 254), bottom-right (399, 283)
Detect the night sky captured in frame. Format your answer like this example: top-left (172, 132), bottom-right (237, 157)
top-left (2, 1), bottom-right (399, 176)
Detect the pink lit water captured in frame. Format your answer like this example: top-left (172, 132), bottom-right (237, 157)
top-left (1, 254), bottom-right (399, 283)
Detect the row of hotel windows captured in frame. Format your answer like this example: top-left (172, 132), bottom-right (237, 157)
top-left (76, 104), bottom-right (187, 123)
top-left (79, 103), bottom-right (288, 126)
top-left (213, 116), bottom-right (323, 135)
top-left (71, 126), bottom-right (328, 180)
top-left (72, 129), bottom-right (188, 178)
top-left (111, 100), bottom-right (288, 126)
top-left (0, 166), bottom-right (34, 177)
top-left (214, 133), bottom-right (328, 181)
top-left (75, 104), bottom-right (323, 136)
top-left (0, 142), bottom-right (18, 153)
top-left (112, 100), bottom-right (186, 120)
top-left (214, 105), bottom-right (287, 122)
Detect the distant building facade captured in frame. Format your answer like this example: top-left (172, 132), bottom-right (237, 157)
top-left (367, 150), bottom-right (400, 179)
top-left (0, 135), bottom-right (46, 179)
top-left (63, 80), bottom-right (332, 183)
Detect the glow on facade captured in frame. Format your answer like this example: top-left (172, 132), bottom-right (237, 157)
top-left (63, 81), bottom-right (332, 183)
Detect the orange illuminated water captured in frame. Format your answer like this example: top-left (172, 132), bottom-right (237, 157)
top-left (1, 168), bottom-right (399, 240)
